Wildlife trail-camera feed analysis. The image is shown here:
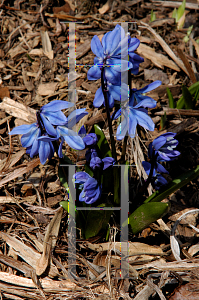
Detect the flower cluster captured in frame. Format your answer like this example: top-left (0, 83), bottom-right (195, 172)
top-left (9, 100), bottom-right (87, 164)
top-left (88, 24), bottom-right (161, 139)
top-left (73, 126), bottom-right (115, 204)
top-left (142, 132), bottom-right (180, 190)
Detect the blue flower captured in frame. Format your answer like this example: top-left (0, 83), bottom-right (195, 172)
top-left (39, 108), bottom-right (88, 158)
top-left (37, 100), bottom-right (74, 136)
top-left (9, 124), bottom-right (55, 164)
top-left (87, 24), bottom-right (143, 84)
top-left (142, 161), bottom-right (168, 190)
top-left (73, 171), bottom-right (102, 204)
top-left (150, 132), bottom-right (180, 161)
top-left (90, 156), bottom-right (115, 170)
top-left (115, 98), bottom-right (156, 140)
top-left (93, 82), bottom-right (128, 108)
top-left (130, 81), bottom-right (162, 106)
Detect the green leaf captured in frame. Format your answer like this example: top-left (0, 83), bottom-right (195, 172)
top-left (159, 111), bottom-right (167, 131)
top-left (150, 9), bottom-right (156, 22)
top-left (177, 81), bottom-right (199, 108)
top-left (182, 84), bottom-right (194, 109)
top-left (187, 25), bottom-right (193, 36)
top-left (167, 87), bottom-right (175, 108)
top-left (144, 165), bottom-right (199, 204)
top-left (172, 7), bottom-right (177, 20)
top-left (123, 202), bottom-right (170, 234)
top-left (94, 124), bottom-right (112, 158)
top-left (176, 0), bottom-right (186, 22)
top-left (84, 207), bottom-right (112, 239)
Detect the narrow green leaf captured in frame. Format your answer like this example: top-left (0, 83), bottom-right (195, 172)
top-left (159, 111), bottom-right (167, 131)
top-left (150, 9), bottom-right (156, 22)
top-left (144, 165), bottom-right (199, 203)
top-left (94, 124), bottom-right (112, 158)
top-left (123, 202), bottom-right (170, 234)
top-left (172, 7), bottom-right (177, 20)
top-left (182, 84), bottom-right (194, 109)
top-left (177, 81), bottom-right (199, 108)
top-left (167, 87), bottom-right (175, 108)
top-left (176, 0), bottom-right (186, 22)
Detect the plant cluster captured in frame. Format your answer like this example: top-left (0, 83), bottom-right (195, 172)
top-left (9, 24), bottom-right (187, 237)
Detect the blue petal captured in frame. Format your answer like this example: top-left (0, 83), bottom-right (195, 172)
top-left (91, 35), bottom-right (104, 58)
top-left (133, 109), bottom-right (155, 132)
top-left (137, 81), bottom-right (162, 94)
top-left (30, 139), bottom-right (40, 157)
top-left (102, 157), bottom-right (115, 170)
top-left (105, 67), bottom-right (120, 85)
top-left (102, 25), bottom-right (123, 55)
top-left (39, 141), bottom-right (53, 164)
top-left (128, 38), bottom-right (140, 52)
top-left (73, 171), bottom-right (90, 184)
top-left (156, 162), bottom-right (169, 174)
top-left (21, 126), bottom-right (40, 148)
top-left (9, 123), bottom-right (37, 135)
top-left (153, 136), bottom-right (167, 151)
top-left (78, 125), bottom-right (86, 137)
top-left (67, 108), bottom-right (88, 128)
top-left (57, 127), bottom-right (85, 150)
top-left (87, 66), bottom-right (101, 80)
top-left (41, 100), bottom-right (74, 112)
top-left (134, 98), bottom-right (157, 109)
top-left (93, 87), bottom-right (104, 108)
top-left (42, 111), bottom-right (67, 125)
top-left (40, 114), bottom-right (57, 136)
top-left (58, 137), bottom-right (64, 158)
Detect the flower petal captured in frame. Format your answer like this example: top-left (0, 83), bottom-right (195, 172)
top-left (91, 35), bottom-right (104, 58)
top-left (9, 123), bottom-right (37, 135)
top-left (41, 100), bottom-right (74, 111)
top-left (87, 66), bottom-right (101, 80)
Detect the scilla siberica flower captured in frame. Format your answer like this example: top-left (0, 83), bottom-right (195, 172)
top-left (142, 161), bottom-right (168, 190)
top-left (87, 24), bottom-right (143, 87)
top-left (114, 81), bottom-right (161, 140)
top-left (73, 155), bottom-right (114, 204)
top-left (9, 101), bottom-right (87, 164)
top-left (149, 132), bottom-right (180, 161)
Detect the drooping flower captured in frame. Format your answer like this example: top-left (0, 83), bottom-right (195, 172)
top-left (9, 124), bottom-right (55, 164)
top-left (149, 132), bottom-right (180, 161)
top-left (73, 171), bottom-right (102, 204)
top-left (90, 156), bottom-right (115, 170)
top-left (9, 102), bottom-right (88, 163)
top-left (115, 98), bottom-right (156, 140)
top-left (142, 161), bottom-right (168, 190)
top-left (93, 82), bottom-right (128, 108)
top-left (130, 81), bottom-right (162, 106)
top-left (87, 24), bottom-right (143, 85)
top-left (37, 100), bottom-right (74, 136)
top-left (39, 108), bottom-right (88, 158)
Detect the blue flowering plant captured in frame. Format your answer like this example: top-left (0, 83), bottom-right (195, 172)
top-left (9, 100), bottom-right (88, 164)
top-left (8, 24), bottom-right (186, 238)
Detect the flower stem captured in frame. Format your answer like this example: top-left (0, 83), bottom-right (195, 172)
top-left (101, 67), bottom-right (117, 162)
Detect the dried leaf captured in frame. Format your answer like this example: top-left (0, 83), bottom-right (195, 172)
top-left (36, 207), bottom-right (63, 276)
top-left (40, 29), bottom-right (53, 60)
top-left (0, 232), bottom-right (59, 278)
top-left (99, 1), bottom-right (110, 14)
top-left (37, 82), bottom-right (57, 96)
top-left (137, 43), bottom-right (181, 71)
top-left (0, 97), bottom-right (36, 123)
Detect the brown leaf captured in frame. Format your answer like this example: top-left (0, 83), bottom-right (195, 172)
top-left (37, 82), bottom-right (57, 96)
top-left (36, 207), bottom-right (63, 276)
